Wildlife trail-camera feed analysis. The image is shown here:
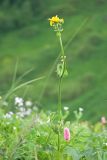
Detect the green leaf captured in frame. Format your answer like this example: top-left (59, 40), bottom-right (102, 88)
top-left (64, 147), bottom-right (80, 160)
top-left (56, 63), bottom-right (64, 77)
top-left (97, 151), bottom-right (103, 160)
top-left (64, 69), bottom-right (68, 77)
top-left (82, 148), bottom-right (95, 160)
top-left (103, 152), bottom-right (107, 160)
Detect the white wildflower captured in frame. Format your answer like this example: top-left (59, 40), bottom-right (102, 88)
top-left (64, 106), bottom-right (69, 111)
top-left (25, 100), bottom-right (32, 107)
top-left (17, 112), bottom-right (25, 118)
top-left (19, 107), bottom-right (25, 112)
top-left (16, 108), bottom-right (32, 118)
top-left (15, 97), bottom-right (24, 107)
top-left (79, 107), bottom-right (84, 112)
top-left (9, 111), bottom-right (13, 115)
top-left (25, 108), bottom-right (32, 116)
top-left (4, 113), bottom-right (11, 119)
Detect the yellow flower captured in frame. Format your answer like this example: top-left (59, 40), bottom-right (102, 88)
top-left (48, 15), bottom-right (64, 26)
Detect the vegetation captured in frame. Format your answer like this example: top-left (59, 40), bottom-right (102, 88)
top-left (0, 1), bottom-right (107, 159)
top-left (1, 98), bottom-right (107, 160)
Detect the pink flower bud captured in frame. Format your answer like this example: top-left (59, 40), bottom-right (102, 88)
top-left (101, 117), bottom-right (106, 125)
top-left (64, 128), bottom-right (70, 142)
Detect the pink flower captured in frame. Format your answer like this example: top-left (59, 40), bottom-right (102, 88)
top-left (64, 128), bottom-right (70, 142)
top-left (101, 117), bottom-right (106, 125)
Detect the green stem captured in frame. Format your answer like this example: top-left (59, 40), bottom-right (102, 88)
top-left (58, 78), bottom-right (62, 120)
top-left (58, 130), bottom-right (60, 151)
top-left (59, 33), bottom-right (65, 57)
top-left (57, 32), bottom-right (66, 153)
top-left (58, 32), bottom-right (65, 118)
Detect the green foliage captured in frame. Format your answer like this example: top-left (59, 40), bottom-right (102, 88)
top-left (0, 105), bottom-right (107, 160)
top-left (0, 1), bottom-right (107, 159)
top-left (0, 0), bottom-right (44, 32)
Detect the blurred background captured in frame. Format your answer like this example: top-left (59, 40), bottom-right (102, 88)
top-left (0, 0), bottom-right (107, 122)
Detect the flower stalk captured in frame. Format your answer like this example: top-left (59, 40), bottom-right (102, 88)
top-left (58, 34), bottom-right (65, 119)
top-left (48, 15), bottom-right (68, 153)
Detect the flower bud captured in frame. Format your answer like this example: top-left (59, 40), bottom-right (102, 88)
top-left (101, 116), bottom-right (106, 125)
top-left (64, 127), bottom-right (70, 141)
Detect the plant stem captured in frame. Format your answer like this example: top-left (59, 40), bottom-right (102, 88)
top-left (59, 33), bottom-right (65, 57)
top-left (58, 78), bottom-right (62, 120)
top-left (57, 32), bottom-right (66, 153)
top-left (58, 32), bottom-right (65, 119)
top-left (58, 130), bottom-right (60, 151)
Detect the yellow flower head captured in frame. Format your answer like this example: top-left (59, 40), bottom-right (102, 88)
top-left (48, 15), bottom-right (64, 26)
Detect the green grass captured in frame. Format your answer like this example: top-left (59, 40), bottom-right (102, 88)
top-left (0, 0), bottom-right (107, 121)
top-left (1, 105), bottom-right (107, 160)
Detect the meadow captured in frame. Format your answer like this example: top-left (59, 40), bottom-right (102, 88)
top-left (1, 100), bottom-right (107, 160)
top-left (0, 0), bottom-right (107, 159)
